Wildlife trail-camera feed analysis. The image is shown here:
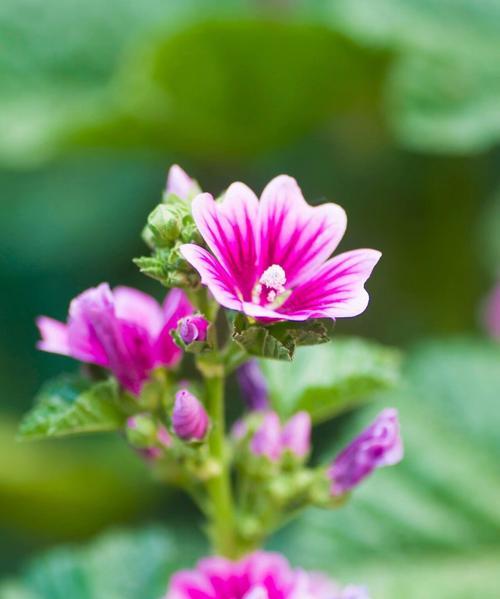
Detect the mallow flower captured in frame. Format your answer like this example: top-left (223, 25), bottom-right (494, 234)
top-left (329, 408), bottom-right (403, 496)
top-left (36, 284), bottom-right (193, 395)
top-left (180, 175), bottom-right (381, 321)
top-left (165, 551), bottom-right (370, 599)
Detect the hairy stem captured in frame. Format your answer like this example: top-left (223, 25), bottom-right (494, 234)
top-left (205, 374), bottom-right (238, 557)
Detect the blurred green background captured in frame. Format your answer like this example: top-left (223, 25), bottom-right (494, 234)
top-left (1, 1), bottom-right (500, 597)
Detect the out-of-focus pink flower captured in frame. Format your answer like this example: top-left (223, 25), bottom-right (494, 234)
top-left (180, 175), bottom-right (380, 322)
top-left (172, 389), bottom-right (209, 440)
top-left (164, 551), bottom-right (370, 599)
top-left (36, 284), bottom-right (193, 395)
top-left (250, 411), bottom-right (311, 462)
top-left (237, 360), bottom-right (269, 410)
top-left (329, 409), bottom-right (403, 496)
top-left (177, 314), bottom-right (209, 344)
top-left (166, 164), bottom-right (199, 200)
top-left (483, 283), bottom-right (500, 340)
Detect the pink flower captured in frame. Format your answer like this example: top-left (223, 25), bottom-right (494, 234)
top-left (251, 411), bottom-right (311, 461)
top-left (483, 283), bottom-right (500, 340)
top-left (166, 165), bottom-right (199, 200)
top-left (36, 284), bottom-right (193, 395)
top-left (180, 175), bottom-right (381, 321)
top-left (172, 389), bottom-right (209, 440)
top-left (328, 409), bottom-right (403, 496)
top-left (165, 551), bottom-right (370, 599)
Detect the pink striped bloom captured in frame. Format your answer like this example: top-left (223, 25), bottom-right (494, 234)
top-left (180, 175), bottom-right (381, 321)
top-left (165, 551), bottom-right (370, 599)
top-left (36, 284), bottom-right (193, 395)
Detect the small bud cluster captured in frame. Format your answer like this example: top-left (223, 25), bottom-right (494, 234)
top-left (135, 165), bottom-right (204, 289)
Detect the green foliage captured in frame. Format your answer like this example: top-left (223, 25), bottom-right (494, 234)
top-left (0, 527), bottom-right (204, 599)
top-left (261, 337), bottom-right (401, 421)
top-left (18, 375), bottom-right (126, 440)
top-left (0, 418), bottom-right (153, 539)
top-left (271, 337), bottom-right (500, 598)
top-left (325, 0), bottom-right (500, 153)
top-left (232, 315), bottom-right (336, 362)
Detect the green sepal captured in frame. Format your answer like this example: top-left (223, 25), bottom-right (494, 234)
top-left (231, 313), bottom-right (336, 361)
top-left (18, 375), bottom-right (127, 440)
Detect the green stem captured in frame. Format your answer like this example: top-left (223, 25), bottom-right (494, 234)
top-left (205, 374), bottom-right (238, 557)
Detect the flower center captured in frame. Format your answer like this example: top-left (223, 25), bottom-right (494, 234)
top-left (252, 264), bottom-right (288, 307)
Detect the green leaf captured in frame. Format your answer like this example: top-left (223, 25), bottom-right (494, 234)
top-left (261, 337), bottom-right (401, 422)
top-left (0, 527), bottom-right (205, 599)
top-left (270, 338), bottom-right (500, 598)
top-left (232, 315), bottom-right (337, 362)
top-left (18, 375), bottom-right (126, 440)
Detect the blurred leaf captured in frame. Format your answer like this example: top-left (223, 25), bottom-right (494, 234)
top-left (261, 337), bottom-right (401, 422)
top-left (321, 0), bottom-right (500, 153)
top-left (18, 376), bottom-right (125, 440)
top-left (271, 337), bottom-right (500, 598)
top-left (0, 15), bottom-right (384, 164)
top-left (0, 418), bottom-right (153, 538)
top-left (0, 526), bottom-right (204, 599)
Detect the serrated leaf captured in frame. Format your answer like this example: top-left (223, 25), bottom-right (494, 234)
top-left (18, 375), bottom-right (125, 440)
top-left (233, 324), bottom-right (295, 361)
top-left (261, 338), bottom-right (401, 421)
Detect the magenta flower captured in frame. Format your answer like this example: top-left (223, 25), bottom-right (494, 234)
top-left (166, 164), bottom-right (199, 200)
top-left (251, 411), bottom-right (311, 461)
top-left (329, 409), bottom-right (403, 496)
top-left (178, 314), bottom-right (210, 344)
top-left (36, 284), bottom-right (193, 395)
top-left (180, 175), bottom-right (381, 321)
top-left (172, 389), bottom-right (209, 440)
top-left (483, 283), bottom-right (500, 340)
top-left (165, 551), bottom-right (370, 599)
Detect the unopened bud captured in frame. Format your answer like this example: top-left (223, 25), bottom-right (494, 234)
top-left (281, 412), bottom-right (311, 458)
top-left (165, 165), bottom-right (201, 200)
top-left (178, 314), bottom-right (209, 344)
top-left (126, 414), bottom-right (157, 449)
top-left (147, 204), bottom-right (183, 246)
top-left (172, 389), bottom-right (209, 441)
top-left (328, 408), bottom-right (403, 496)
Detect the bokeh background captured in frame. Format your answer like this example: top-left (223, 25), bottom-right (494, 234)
top-left (1, 1), bottom-right (500, 597)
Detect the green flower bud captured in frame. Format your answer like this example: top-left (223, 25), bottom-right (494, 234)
top-left (147, 204), bottom-right (184, 247)
top-left (126, 413), bottom-right (158, 449)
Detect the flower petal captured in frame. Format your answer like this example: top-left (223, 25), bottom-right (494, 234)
top-left (281, 249), bottom-right (381, 319)
top-left (258, 175), bottom-right (347, 287)
top-left (36, 317), bottom-right (70, 355)
top-left (180, 244), bottom-right (242, 311)
top-left (162, 288), bottom-right (194, 326)
top-left (191, 184), bottom-right (259, 298)
top-left (114, 286), bottom-right (164, 336)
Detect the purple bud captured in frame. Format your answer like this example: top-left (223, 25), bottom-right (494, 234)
top-left (165, 165), bottom-right (199, 200)
top-left (328, 408), bottom-right (403, 496)
top-left (178, 314), bottom-right (209, 344)
top-left (483, 283), bottom-right (500, 340)
top-left (250, 412), bottom-right (282, 461)
top-left (281, 411), bottom-right (311, 458)
top-left (172, 389), bottom-right (209, 440)
top-left (237, 360), bottom-right (269, 410)
top-left (138, 447), bottom-right (162, 461)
